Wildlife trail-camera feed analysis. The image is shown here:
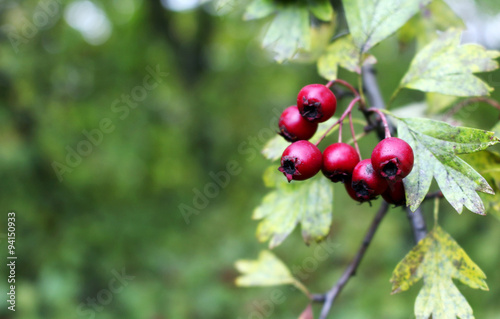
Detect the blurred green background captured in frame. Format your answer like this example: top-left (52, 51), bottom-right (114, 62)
top-left (0, 0), bottom-right (500, 318)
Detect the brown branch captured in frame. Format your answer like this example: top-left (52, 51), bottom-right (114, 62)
top-left (312, 201), bottom-right (390, 318)
top-left (311, 65), bottom-right (429, 319)
top-left (445, 97), bottom-right (500, 119)
top-left (406, 206), bottom-right (427, 243)
top-left (362, 65), bottom-right (428, 245)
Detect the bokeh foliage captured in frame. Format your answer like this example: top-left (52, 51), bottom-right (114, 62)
top-left (0, 0), bottom-right (500, 318)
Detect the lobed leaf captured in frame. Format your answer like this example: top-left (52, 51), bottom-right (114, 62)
top-left (397, 29), bottom-right (500, 97)
top-left (254, 168), bottom-right (333, 248)
top-left (317, 35), bottom-right (377, 81)
top-left (235, 250), bottom-right (295, 287)
top-left (343, 0), bottom-right (431, 53)
top-left (391, 226), bottom-right (488, 319)
top-left (397, 117), bottom-right (498, 214)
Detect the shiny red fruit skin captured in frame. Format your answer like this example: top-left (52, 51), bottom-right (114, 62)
top-left (297, 84), bottom-right (337, 123)
top-left (279, 140), bottom-right (322, 182)
top-left (382, 180), bottom-right (406, 206)
top-left (322, 143), bottom-right (360, 183)
top-left (278, 105), bottom-right (318, 142)
top-left (351, 159), bottom-right (388, 201)
top-left (371, 137), bottom-right (414, 182)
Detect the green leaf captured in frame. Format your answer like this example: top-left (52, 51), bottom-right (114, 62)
top-left (317, 35), bottom-right (377, 81)
top-left (254, 168), bottom-right (333, 248)
top-left (307, 0), bottom-right (334, 22)
top-left (262, 5), bottom-right (311, 63)
top-left (461, 149), bottom-right (500, 220)
top-left (343, 0), bottom-right (431, 53)
top-left (262, 117), bottom-right (338, 161)
top-left (244, 0), bottom-right (276, 20)
top-left (235, 250), bottom-right (295, 287)
top-left (397, 29), bottom-right (500, 97)
top-left (398, 0), bottom-right (465, 48)
top-left (391, 226), bottom-right (488, 319)
top-left (397, 117), bottom-right (498, 214)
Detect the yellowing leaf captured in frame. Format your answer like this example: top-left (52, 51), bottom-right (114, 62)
top-left (397, 117), bottom-right (498, 214)
top-left (397, 29), bottom-right (500, 97)
top-left (254, 168), bottom-right (333, 248)
top-left (343, 0), bottom-right (431, 52)
top-left (317, 35), bottom-right (377, 81)
top-left (235, 250), bottom-right (295, 287)
top-left (391, 226), bottom-right (488, 319)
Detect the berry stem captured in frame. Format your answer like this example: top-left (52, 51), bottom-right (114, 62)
top-left (338, 121), bottom-right (343, 143)
top-left (326, 79), bottom-right (359, 98)
top-left (433, 197), bottom-right (440, 226)
top-left (315, 97), bottom-right (361, 146)
top-left (349, 111), bottom-right (361, 160)
top-left (366, 108), bottom-right (391, 139)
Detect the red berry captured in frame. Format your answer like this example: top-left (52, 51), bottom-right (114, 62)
top-left (278, 105), bottom-right (318, 142)
top-left (382, 180), bottom-right (406, 206)
top-left (351, 159), bottom-right (388, 201)
top-left (322, 143), bottom-right (360, 183)
top-left (279, 140), bottom-right (322, 182)
top-left (297, 84), bottom-right (337, 123)
top-left (371, 137), bottom-right (414, 182)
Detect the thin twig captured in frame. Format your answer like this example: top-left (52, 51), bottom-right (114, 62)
top-left (366, 108), bottom-right (391, 138)
top-left (312, 66), bottom-right (429, 318)
top-left (313, 202), bottom-right (390, 318)
top-left (315, 97), bottom-right (360, 146)
top-left (361, 66), bottom-right (397, 139)
top-left (362, 65), bottom-right (427, 244)
top-left (445, 97), bottom-right (500, 119)
top-left (349, 112), bottom-right (361, 160)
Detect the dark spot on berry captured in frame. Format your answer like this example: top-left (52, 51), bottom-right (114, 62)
top-left (278, 126), bottom-right (297, 142)
top-left (352, 180), bottom-right (372, 200)
top-left (382, 161), bottom-right (398, 177)
top-left (327, 172), bottom-right (350, 183)
top-left (282, 159), bottom-right (296, 175)
top-left (301, 99), bottom-right (323, 121)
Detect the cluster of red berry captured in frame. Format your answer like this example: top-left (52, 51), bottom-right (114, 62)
top-left (277, 83), bottom-right (414, 206)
